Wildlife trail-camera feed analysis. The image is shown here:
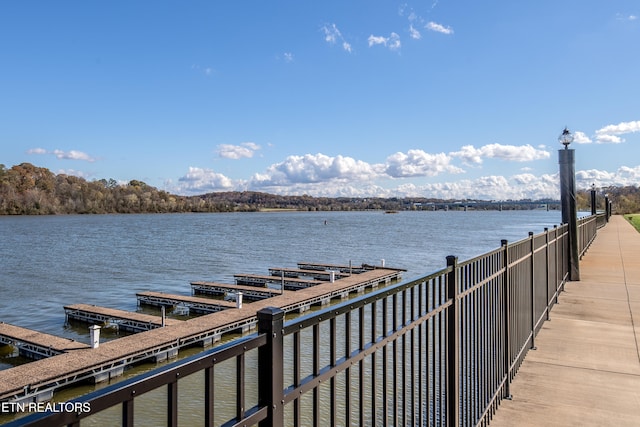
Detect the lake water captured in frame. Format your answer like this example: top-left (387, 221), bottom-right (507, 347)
top-left (0, 210), bottom-right (560, 358)
top-left (0, 210), bottom-right (564, 424)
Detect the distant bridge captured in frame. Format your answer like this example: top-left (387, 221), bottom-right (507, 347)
top-left (410, 200), bottom-right (561, 211)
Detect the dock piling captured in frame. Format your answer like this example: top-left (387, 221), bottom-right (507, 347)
top-left (89, 325), bottom-right (100, 349)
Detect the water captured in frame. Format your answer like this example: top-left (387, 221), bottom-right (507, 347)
top-left (0, 210), bottom-right (560, 345)
top-left (0, 210), bottom-right (562, 424)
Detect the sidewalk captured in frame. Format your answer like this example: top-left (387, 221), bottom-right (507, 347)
top-left (490, 215), bottom-right (640, 427)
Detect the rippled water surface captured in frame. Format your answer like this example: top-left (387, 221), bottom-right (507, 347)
top-left (0, 210), bottom-right (565, 424)
top-left (1, 210), bottom-right (561, 341)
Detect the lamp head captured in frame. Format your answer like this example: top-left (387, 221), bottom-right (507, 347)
top-left (559, 127), bottom-right (573, 149)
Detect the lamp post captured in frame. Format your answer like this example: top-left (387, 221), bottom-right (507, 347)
top-left (590, 183), bottom-right (597, 216)
top-left (558, 127), bottom-right (580, 281)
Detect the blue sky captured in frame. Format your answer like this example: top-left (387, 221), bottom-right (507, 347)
top-left (2, 1), bottom-right (639, 200)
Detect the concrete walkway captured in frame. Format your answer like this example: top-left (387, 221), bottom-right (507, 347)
top-left (490, 215), bottom-right (640, 427)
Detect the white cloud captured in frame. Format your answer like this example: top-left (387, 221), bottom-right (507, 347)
top-left (368, 33), bottom-right (401, 51)
top-left (409, 25), bottom-right (421, 40)
top-left (322, 23), bottom-right (352, 53)
top-left (217, 142), bottom-right (261, 159)
top-left (177, 167), bottom-right (236, 194)
top-left (450, 143), bottom-right (550, 164)
top-left (368, 35), bottom-right (388, 47)
top-left (411, 173), bottom-right (559, 200)
top-left (28, 148), bottom-right (96, 162)
top-left (616, 13), bottom-right (638, 21)
top-left (385, 150), bottom-right (463, 177)
top-left (250, 153), bottom-right (381, 187)
top-left (53, 150), bottom-right (95, 162)
top-left (26, 148), bottom-right (48, 155)
top-left (55, 169), bottom-right (93, 179)
top-left (576, 166), bottom-right (640, 188)
top-left (594, 120), bottom-right (640, 143)
top-left (192, 64), bottom-right (214, 76)
top-left (322, 23), bottom-right (340, 43)
top-left (572, 131), bottom-right (592, 144)
top-left (283, 52), bottom-right (294, 63)
top-left (595, 134), bottom-right (623, 144)
top-left (426, 21), bottom-right (454, 35)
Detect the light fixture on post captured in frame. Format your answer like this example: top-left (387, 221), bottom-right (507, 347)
top-left (558, 126), bottom-right (574, 149)
top-left (591, 183), bottom-right (597, 215)
top-left (558, 127), bottom-right (580, 280)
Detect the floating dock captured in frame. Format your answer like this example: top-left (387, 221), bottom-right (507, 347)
top-left (268, 267), bottom-right (350, 281)
top-left (297, 261), bottom-right (376, 274)
top-left (234, 273), bottom-right (322, 289)
top-left (0, 262), bottom-right (404, 405)
top-left (0, 322), bottom-right (89, 360)
top-left (136, 291), bottom-right (237, 314)
top-left (190, 281), bottom-right (281, 301)
top-left (64, 304), bottom-right (182, 333)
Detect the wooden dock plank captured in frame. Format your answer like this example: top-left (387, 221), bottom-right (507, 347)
top-left (136, 291), bottom-right (237, 308)
top-left (233, 273), bottom-right (322, 289)
top-left (297, 261), bottom-right (372, 273)
top-left (190, 281), bottom-right (281, 300)
top-left (64, 304), bottom-right (183, 327)
top-left (268, 267), bottom-right (350, 279)
top-left (0, 322), bottom-right (89, 352)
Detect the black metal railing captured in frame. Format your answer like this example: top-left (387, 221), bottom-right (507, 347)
top-left (6, 215), bottom-right (602, 427)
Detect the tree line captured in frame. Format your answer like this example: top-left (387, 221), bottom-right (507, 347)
top-left (1, 163), bottom-right (638, 215)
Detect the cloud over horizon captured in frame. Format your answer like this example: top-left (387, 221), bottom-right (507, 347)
top-left (27, 148), bottom-right (96, 162)
top-left (217, 142), bottom-right (261, 159)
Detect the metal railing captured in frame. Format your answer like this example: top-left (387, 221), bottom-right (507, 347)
top-left (6, 215), bottom-right (602, 427)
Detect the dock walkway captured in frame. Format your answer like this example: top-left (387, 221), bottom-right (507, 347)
top-left (0, 323), bottom-right (88, 359)
top-left (190, 281), bottom-right (281, 301)
top-left (491, 215), bottom-right (640, 426)
top-left (64, 304), bottom-right (182, 332)
top-left (136, 291), bottom-right (237, 314)
top-left (0, 267), bottom-right (401, 403)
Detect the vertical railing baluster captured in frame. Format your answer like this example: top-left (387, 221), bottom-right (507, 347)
top-left (205, 366), bottom-right (214, 427)
top-left (392, 293), bottom-right (398, 425)
top-left (409, 286), bottom-right (417, 426)
top-left (236, 353), bottom-right (245, 421)
top-left (545, 228), bottom-right (550, 320)
top-left (122, 398), bottom-right (134, 427)
top-left (330, 316), bottom-right (336, 427)
top-left (402, 289), bottom-right (407, 426)
top-left (446, 255), bottom-right (459, 427)
top-left (257, 307), bottom-right (284, 427)
top-left (313, 323), bottom-right (320, 427)
top-left (168, 380), bottom-right (178, 427)
top-left (529, 232), bottom-right (537, 350)
top-left (382, 296), bottom-right (388, 426)
top-left (418, 281), bottom-right (424, 427)
top-left (359, 305), bottom-right (365, 426)
top-left (345, 310), bottom-right (351, 427)
top-left (501, 240), bottom-right (512, 400)
top-left (371, 300), bottom-right (377, 425)
top-left (293, 331), bottom-right (300, 426)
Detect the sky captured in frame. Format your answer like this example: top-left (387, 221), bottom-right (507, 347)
top-left (2, 1), bottom-right (639, 200)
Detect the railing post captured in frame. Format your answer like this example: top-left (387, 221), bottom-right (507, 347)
top-left (554, 225), bottom-right (560, 304)
top-left (446, 255), bottom-right (459, 427)
top-left (529, 232), bottom-right (537, 350)
top-left (501, 240), bottom-right (512, 400)
top-left (545, 228), bottom-right (550, 321)
top-left (257, 307), bottom-right (285, 427)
